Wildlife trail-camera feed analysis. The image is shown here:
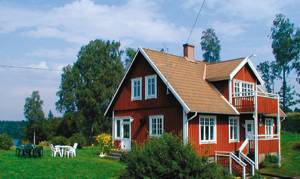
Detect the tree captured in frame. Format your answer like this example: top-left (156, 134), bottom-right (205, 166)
top-left (292, 30), bottom-right (300, 80)
top-left (124, 48), bottom-right (136, 69)
top-left (279, 84), bottom-right (297, 112)
top-left (24, 91), bottom-right (44, 122)
top-left (271, 14), bottom-right (300, 112)
top-left (200, 28), bottom-right (221, 62)
top-left (48, 110), bottom-right (54, 120)
top-left (24, 91), bottom-right (47, 143)
top-left (56, 39), bottom-right (125, 142)
top-left (257, 61), bottom-right (280, 93)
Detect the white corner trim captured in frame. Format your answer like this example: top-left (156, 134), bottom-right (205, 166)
top-left (229, 55), bottom-right (264, 85)
top-left (139, 47), bottom-right (191, 112)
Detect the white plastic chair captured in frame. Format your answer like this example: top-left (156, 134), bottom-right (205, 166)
top-left (66, 143), bottom-right (78, 158)
top-left (50, 144), bottom-right (60, 157)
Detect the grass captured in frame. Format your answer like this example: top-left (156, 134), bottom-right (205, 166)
top-left (260, 131), bottom-right (300, 177)
top-left (0, 147), bottom-right (125, 179)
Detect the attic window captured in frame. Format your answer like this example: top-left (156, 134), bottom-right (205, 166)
top-left (233, 80), bottom-right (254, 97)
top-left (145, 75), bottom-right (157, 99)
top-left (131, 77), bottom-right (142, 101)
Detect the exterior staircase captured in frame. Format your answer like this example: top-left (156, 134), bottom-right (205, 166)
top-left (215, 150), bottom-right (255, 179)
top-left (106, 151), bottom-right (122, 160)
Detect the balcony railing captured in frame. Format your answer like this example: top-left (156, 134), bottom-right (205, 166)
top-left (232, 91), bottom-right (278, 113)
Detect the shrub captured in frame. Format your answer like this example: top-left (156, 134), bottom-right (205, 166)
top-left (293, 142), bottom-right (300, 151)
top-left (96, 133), bottom-right (112, 157)
top-left (120, 133), bottom-right (231, 178)
top-left (50, 136), bottom-right (69, 145)
top-left (265, 154), bottom-right (279, 164)
top-left (0, 133), bottom-right (13, 150)
top-left (38, 140), bottom-right (49, 147)
top-left (69, 133), bottom-right (87, 149)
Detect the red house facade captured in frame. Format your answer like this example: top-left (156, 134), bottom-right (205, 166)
top-left (105, 44), bottom-right (286, 178)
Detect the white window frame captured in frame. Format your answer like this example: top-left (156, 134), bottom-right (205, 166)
top-left (145, 75), bottom-right (157, 99)
top-left (131, 77), bottom-right (142, 101)
top-left (265, 118), bottom-right (274, 137)
top-left (228, 116), bottom-right (240, 142)
top-left (199, 115), bottom-right (217, 144)
top-left (233, 80), bottom-right (254, 97)
top-left (114, 118), bottom-right (122, 139)
top-left (149, 115), bottom-right (164, 137)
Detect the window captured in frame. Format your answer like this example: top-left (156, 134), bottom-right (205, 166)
top-left (199, 115), bottom-right (216, 144)
top-left (115, 119), bottom-right (121, 138)
top-left (265, 118), bottom-right (274, 137)
top-left (145, 75), bottom-right (157, 99)
top-left (149, 115), bottom-right (164, 137)
top-left (233, 80), bottom-right (254, 97)
top-left (131, 77), bottom-right (142, 100)
top-left (229, 117), bottom-right (239, 142)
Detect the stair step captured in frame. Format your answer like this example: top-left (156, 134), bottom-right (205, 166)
top-left (105, 155), bottom-right (121, 160)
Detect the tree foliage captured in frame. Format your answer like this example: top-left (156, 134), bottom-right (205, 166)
top-left (56, 39), bottom-right (125, 142)
top-left (257, 61), bottom-right (280, 93)
top-left (279, 84), bottom-right (297, 112)
top-left (24, 91), bottom-right (47, 143)
top-left (271, 14), bottom-right (300, 111)
top-left (200, 28), bottom-right (221, 62)
top-left (124, 48), bottom-right (136, 69)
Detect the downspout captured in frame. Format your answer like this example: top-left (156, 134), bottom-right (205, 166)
top-left (277, 94), bottom-right (281, 167)
top-left (183, 112), bottom-right (197, 145)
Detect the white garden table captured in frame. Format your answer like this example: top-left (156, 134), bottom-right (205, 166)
top-left (55, 145), bottom-right (72, 157)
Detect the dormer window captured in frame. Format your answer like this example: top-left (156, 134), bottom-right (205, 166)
top-left (131, 77), bottom-right (142, 101)
top-left (145, 75), bottom-right (157, 99)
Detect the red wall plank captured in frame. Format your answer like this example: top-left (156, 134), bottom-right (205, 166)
top-left (257, 96), bottom-right (278, 114)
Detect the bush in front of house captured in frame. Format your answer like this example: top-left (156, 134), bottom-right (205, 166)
top-left (69, 133), bottom-right (87, 149)
top-left (0, 133), bottom-right (13, 150)
top-left (96, 133), bottom-right (113, 157)
top-left (120, 133), bottom-right (231, 179)
top-left (50, 136), bottom-right (69, 145)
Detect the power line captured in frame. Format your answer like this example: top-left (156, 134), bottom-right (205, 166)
top-left (0, 64), bottom-right (62, 72)
top-left (186, 0), bottom-right (206, 43)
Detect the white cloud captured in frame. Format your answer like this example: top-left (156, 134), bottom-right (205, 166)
top-left (0, 0), bottom-right (188, 45)
top-left (210, 21), bottom-right (245, 39)
top-left (28, 61), bottom-right (48, 69)
top-left (183, 0), bottom-right (297, 22)
top-left (27, 48), bottom-right (78, 60)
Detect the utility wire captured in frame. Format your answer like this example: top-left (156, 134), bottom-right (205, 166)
top-left (0, 64), bottom-right (62, 72)
top-left (186, 0), bottom-right (206, 43)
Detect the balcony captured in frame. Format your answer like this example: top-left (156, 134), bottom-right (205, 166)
top-left (232, 91), bottom-right (279, 114)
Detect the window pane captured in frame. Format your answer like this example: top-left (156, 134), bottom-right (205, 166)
top-left (116, 120), bottom-right (120, 137)
top-left (123, 123), bottom-right (130, 138)
top-left (205, 125), bottom-right (209, 140)
top-left (210, 125), bottom-right (214, 140)
top-left (201, 126), bottom-right (204, 140)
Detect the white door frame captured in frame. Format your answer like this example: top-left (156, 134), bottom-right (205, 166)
top-left (113, 117), bottom-right (133, 151)
top-left (245, 120), bottom-right (254, 139)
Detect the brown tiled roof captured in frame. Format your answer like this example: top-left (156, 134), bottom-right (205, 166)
top-left (142, 48), bottom-right (238, 115)
top-left (205, 58), bottom-right (244, 81)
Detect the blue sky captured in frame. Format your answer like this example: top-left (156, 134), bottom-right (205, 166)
top-left (0, 0), bottom-right (299, 121)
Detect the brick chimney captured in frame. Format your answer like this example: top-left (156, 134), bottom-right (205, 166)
top-left (183, 43), bottom-right (195, 60)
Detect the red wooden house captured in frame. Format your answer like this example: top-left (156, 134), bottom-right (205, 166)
top-left (105, 44), bottom-right (286, 178)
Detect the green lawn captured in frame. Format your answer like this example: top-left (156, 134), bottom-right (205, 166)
top-left (260, 131), bottom-right (300, 177)
top-left (0, 147), bottom-right (125, 179)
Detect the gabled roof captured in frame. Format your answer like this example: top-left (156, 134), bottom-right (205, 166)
top-left (206, 58), bottom-right (244, 81)
top-left (104, 47), bottom-right (240, 116)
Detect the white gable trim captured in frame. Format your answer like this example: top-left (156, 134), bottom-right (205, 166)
top-left (104, 49), bottom-right (140, 116)
top-left (229, 55), bottom-right (264, 85)
top-left (104, 48), bottom-right (191, 116)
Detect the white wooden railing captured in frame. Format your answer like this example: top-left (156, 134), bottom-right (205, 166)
top-left (239, 152), bottom-right (255, 176)
top-left (238, 138), bottom-right (249, 152)
top-left (215, 151), bottom-right (247, 179)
